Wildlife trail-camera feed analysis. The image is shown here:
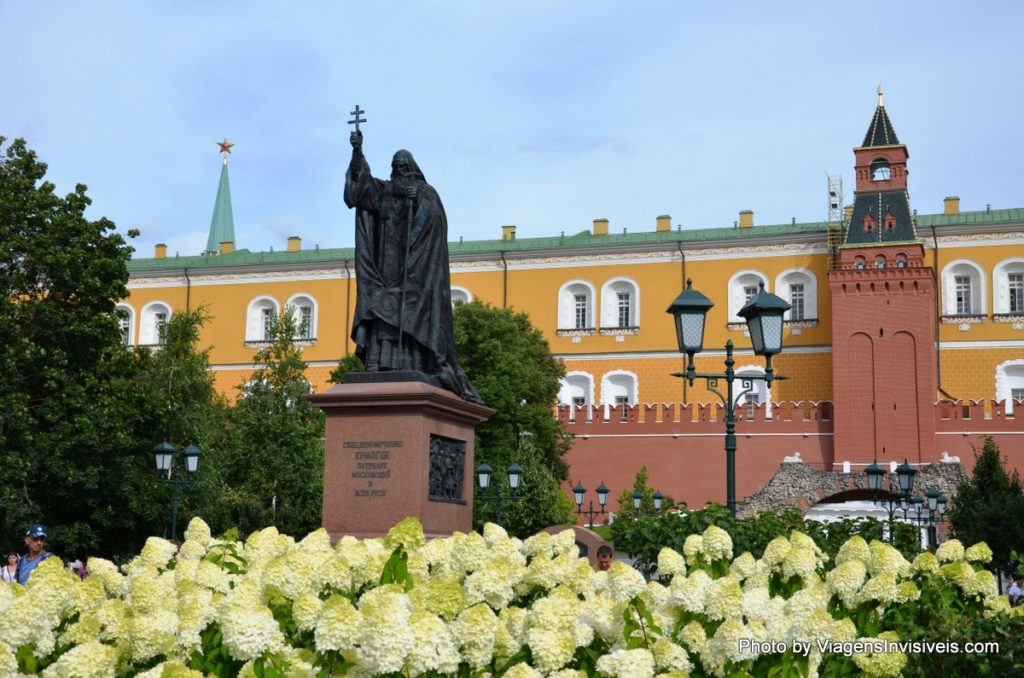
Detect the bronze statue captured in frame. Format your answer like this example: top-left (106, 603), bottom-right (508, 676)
top-left (343, 109), bottom-right (482, 404)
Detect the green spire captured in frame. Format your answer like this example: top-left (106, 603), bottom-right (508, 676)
top-left (205, 138), bottom-right (236, 254)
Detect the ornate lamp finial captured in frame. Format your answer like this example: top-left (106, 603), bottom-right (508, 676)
top-left (217, 137), bottom-right (234, 164)
top-left (877, 83), bottom-right (884, 107)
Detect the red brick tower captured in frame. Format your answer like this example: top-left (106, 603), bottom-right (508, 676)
top-left (829, 88), bottom-right (937, 466)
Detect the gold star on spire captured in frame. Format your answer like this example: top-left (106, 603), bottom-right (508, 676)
top-left (217, 137), bottom-right (234, 164)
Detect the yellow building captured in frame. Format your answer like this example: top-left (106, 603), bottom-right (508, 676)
top-left (124, 110), bottom-right (1024, 414)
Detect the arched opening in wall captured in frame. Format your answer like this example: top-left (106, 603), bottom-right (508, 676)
top-left (854, 256), bottom-right (866, 270)
top-left (246, 296), bottom-right (280, 343)
top-left (286, 294), bottom-right (317, 341)
top-left (942, 261), bottom-right (984, 316)
top-left (806, 489), bottom-right (927, 547)
top-left (451, 287), bottom-right (472, 309)
top-left (601, 278), bottom-right (639, 329)
top-left (896, 254), bottom-right (908, 268)
top-left (560, 372), bottom-right (594, 421)
top-left (871, 157), bottom-right (891, 181)
top-left (115, 303), bottom-right (135, 346)
top-left (993, 259), bottom-right (1024, 315)
top-left (775, 269), bottom-right (817, 322)
top-left (734, 366), bottom-right (770, 419)
top-left (875, 255), bottom-right (887, 269)
top-left (558, 281), bottom-right (596, 332)
top-left (140, 302), bottom-right (172, 346)
top-left (996, 361), bottom-right (1024, 414)
top-left (728, 271), bottom-right (768, 322)
top-left (601, 371), bottom-right (638, 422)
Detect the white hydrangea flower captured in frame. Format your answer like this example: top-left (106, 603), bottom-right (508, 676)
top-left (596, 648), bottom-right (655, 678)
top-left (761, 536), bottom-right (792, 568)
top-left (730, 552), bottom-right (757, 579)
top-left (657, 548), bottom-right (687, 578)
top-left (935, 539), bottom-right (965, 563)
top-left (782, 547), bottom-right (818, 579)
top-left (40, 640), bottom-right (118, 678)
top-left (911, 551), bottom-right (939, 575)
top-left (651, 637), bottom-right (693, 673)
top-left (451, 603), bottom-right (499, 669)
top-left (404, 609), bottom-right (460, 676)
top-left (704, 576), bottom-right (743, 620)
top-left (578, 595), bottom-right (624, 642)
top-left (494, 606), bottom-right (528, 658)
top-left (834, 535), bottom-right (870, 566)
top-left (314, 595), bottom-right (361, 652)
top-left (704, 618), bottom-right (757, 675)
top-left (682, 534), bottom-right (703, 565)
top-left (356, 589), bottom-right (414, 675)
top-left (850, 631), bottom-right (907, 677)
top-left (451, 532), bottom-right (490, 574)
top-left (526, 626), bottom-right (576, 673)
top-left (964, 542), bottom-right (993, 564)
top-left (607, 561), bottom-right (647, 603)
top-left (504, 663), bottom-right (544, 678)
top-left (825, 560), bottom-right (867, 607)
top-left (183, 517), bottom-right (213, 547)
top-left (702, 525), bottom-right (733, 562)
top-left (219, 579), bottom-right (283, 661)
top-left (867, 541), bottom-right (910, 577)
top-left (482, 521), bottom-right (509, 547)
top-left (668, 569), bottom-right (711, 613)
top-left (86, 557), bottom-right (126, 598)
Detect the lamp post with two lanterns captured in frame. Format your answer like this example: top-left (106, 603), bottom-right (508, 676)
top-left (865, 460), bottom-right (947, 547)
top-left (475, 462), bottom-right (524, 527)
top-left (632, 489), bottom-right (665, 515)
top-left (152, 441), bottom-right (201, 542)
top-left (573, 482), bottom-right (609, 527)
top-left (667, 279), bottom-right (791, 517)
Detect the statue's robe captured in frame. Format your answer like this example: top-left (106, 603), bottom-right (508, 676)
top-left (344, 149), bottom-right (482, 404)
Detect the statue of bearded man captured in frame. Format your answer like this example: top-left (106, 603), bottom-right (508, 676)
top-left (344, 130), bottom-right (482, 404)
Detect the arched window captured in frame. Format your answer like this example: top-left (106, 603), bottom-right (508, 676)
top-left (115, 303), bottom-right (136, 346)
top-left (451, 286), bottom-right (472, 308)
top-left (895, 254), bottom-right (908, 268)
top-left (854, 256), bottom-right (866, 270)
top-left (993, 259), bottom-right (1024, 315)
top-left (883, 212), bottom-right (897, 231)
top-left (560, 372), bottom-right (594, 421)
top-left (734, 366), bottom-right (771, 419)
top-left (774, 269), bottom-right (817, 321)
top-left (728, 271), bottom-right (768, 322)
top-left (871, 157), bottom-right (891, 181)
top-left (140, 302), bottom-right (172, 346)
top-left (863, 214), bottom-right (876, 232)
top-left (557, 280), bottom-right (596, 331)
top-left (996, 360), bottom-right (1024, 414)
top-left (286, 294), bottom-right (317, 340)
top-left (600, 278), bottom-right (639, 329)
top-left (601, 370), bottom-right (638, 406)
top-left (941, 260), bottom-right (985, 316)
top-left (875, 256), bottom-right (887, 269)
top-left (246, 296), bottom-right (280, 342)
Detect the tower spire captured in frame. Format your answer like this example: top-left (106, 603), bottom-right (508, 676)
top-left (877, 83), bottom-right (884, 108)
top-left (205, 139), bottom-right (236, 255)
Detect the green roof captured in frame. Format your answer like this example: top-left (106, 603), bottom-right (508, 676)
top-left (205, 163), bottom-right (235, 254)
top-left (128, 207), bottom-right (1024, 272)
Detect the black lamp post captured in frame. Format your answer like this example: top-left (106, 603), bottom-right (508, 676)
top-left (667, 279), bottom-right (790, 516)
top-left (573, 481), bottom-right (609, 527)
top-left (864, 458), bottom-right (917, 541)
top-left (631, 489), bottom-right (664, 514)
top-left (153, 441), bottom-right (201, 541)
top-left (475, 462), bottom-right (524, 526)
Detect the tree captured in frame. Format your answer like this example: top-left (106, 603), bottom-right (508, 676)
top-left (948, 436), bottom-right (1024, 573)
top-left (215, 308), bottom-right (325, 537)
top-left (611, 465), bottom-right (677, 521)
top-left (0, 137), bottom-right (148, 557)
top-left (328, 353), bottom-right (364, 385)
top-left (130, 308), bottom-right (230, 544)
top-left (452, 301), bottom-right (572, 536)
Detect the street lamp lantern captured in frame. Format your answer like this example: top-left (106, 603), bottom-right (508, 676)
top-left (667, 279), bottom-right (789, 517)
top-left (633, 491), bottom-right (643, 510)
top-left (476, 463), bottom-right (493, 491)
top-left (507, 463), bottom-right (523, 490)
top-left (926, 487), bottom-right (940, 512)
top-left (737, 282), bottom-right (791, 357)
top-left (573, 482), bottom-right (586, 507)
top-left (895, 459), bottom-right (917, 495)
top-left (183, 443), bottom-right (201, 475)
top-left (153, 441), bottom-right (174, 474)
top-left (865, 462), bottom-right (885, 492)
top-left (937, 495), bottom-right (948, 515)
top-left (667, 279), bottom-right (715, 359)
top-left (596, 482), bottom-right (609, 507)
top-left (653, 490), bottom-right (664, 511)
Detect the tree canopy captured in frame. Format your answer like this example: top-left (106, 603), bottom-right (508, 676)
top-left (948, 436), bottom-right (1024, 572)
top-left (453, 301), bottom-right (572, 535)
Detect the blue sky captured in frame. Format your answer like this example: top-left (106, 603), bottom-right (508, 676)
top-left (4, 2), bottom-right (1022, 258)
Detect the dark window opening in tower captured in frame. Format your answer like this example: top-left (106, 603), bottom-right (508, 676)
top-left (871, 158), bottom-right (891, 181)
top-left (863, 214), bottom-right (876, 232)
top-left (884, 212), bottom-right (896, 231)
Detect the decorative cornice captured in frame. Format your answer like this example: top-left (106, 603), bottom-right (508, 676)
top-left (556, 328), bottom-right (597, 337)
top-left (599, 327), bottom-right (640, 336)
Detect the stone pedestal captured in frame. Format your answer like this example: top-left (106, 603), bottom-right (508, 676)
top-left (309, 378), bottom-right (494, 541)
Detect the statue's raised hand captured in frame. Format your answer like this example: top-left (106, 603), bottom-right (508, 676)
top-left (405, 185), bottom-right (417, 200)
top-left (350, 131), bottom-right (363, 150)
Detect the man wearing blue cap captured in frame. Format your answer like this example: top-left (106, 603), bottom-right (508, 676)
top-left (16, 524), bottom-right (56, 585)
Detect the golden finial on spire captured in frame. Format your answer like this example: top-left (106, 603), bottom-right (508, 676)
top-left (217, 137), bottom-right (234, 164)
top-left (877, 83), bottom-right (884, 107)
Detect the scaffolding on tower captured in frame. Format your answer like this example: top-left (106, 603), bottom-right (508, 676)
top-left (826, 174), bottom-right (845, 271)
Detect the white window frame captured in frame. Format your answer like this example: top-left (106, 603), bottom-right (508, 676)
top-left (600, 277), bottom-right (640, 329)
top-left (450, 286), bottom-right (472, 308)
top-left (601, 370), bottom-right (638, 406)
top-left (140, 301), bottom-right (172, 346)
top-left (246, 296), bottom-right (281, 342)
top-left (996, 360), bottom-right (1024, 414)
top-left (560, 372), bottom-right (595, 421)
top-left (774, 268), bottom-right (817, 322)
top-left (728, 270), bottom-right (769, 322)
top-left (993, 259), bottom-right (1024, 315)
top-left (734, 365), bottom-right (771, 418)
top-left (115, 303), bottom-right (136, 347)
top-left (557, 280), bottom-right (596, 330)
top-left (941, 260), bottom-right (985, 316)
top-left (286, 294), bottom-right (318, 341)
